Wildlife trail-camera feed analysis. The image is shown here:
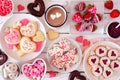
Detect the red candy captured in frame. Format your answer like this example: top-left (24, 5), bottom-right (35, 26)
top-left (0, 0), bottom-right (13, 16)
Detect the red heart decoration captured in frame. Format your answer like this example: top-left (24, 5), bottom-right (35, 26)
top-left (95, 68), bottom-right (100, 73)
top-left (103, 59), bottom-right (107, 65)
top-left (114, 63), bottom-right (119, 68)
top-left (83, 39), bottom-right (90, 47)
top-left (48, 70), bottom-right (57, 78)
top-left (111, 51), bottom-right (116, 56)
top-left (17, 4), bottom-right (25, 12)
top-left (91, 58), bottom-right (96, 63)
top-left (75, 36), bottom-right (83, 43)
top-left (99, 49), bottom-right (104, 54)
top-left (106, 70), bottom-right (111, 76)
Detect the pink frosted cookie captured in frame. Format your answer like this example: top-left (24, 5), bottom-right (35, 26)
top-left (108, 49), bottom-right (118, 60)
top-left (48, 46), bottom-right (64, 57)
top-left (88, 55), bottom-right (99, 66)
top-left (95, 46), bottom-right (107, 57)
top-left (59, 38), bottom-right (71, 51)
top-left (100, 57), bottom-right (110, 67)
top-left (92, 65), bottom-right (102, 77)
top-left (110, 60), bottom-right (120, 71)
top-left (75, 2), bottom-right (86, 11)
top-left (103, 67), bottom-right (113, 78)
top-left (4, 28), bottom-right (21, 44)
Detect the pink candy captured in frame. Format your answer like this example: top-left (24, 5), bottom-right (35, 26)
top-left (23, 59), bottom-right (45, 79)
top-left (20, 18), bottom-right (29, 26)
top-left (0, 0), bottom-right (13, 16)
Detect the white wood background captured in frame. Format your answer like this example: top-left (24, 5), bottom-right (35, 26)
top-left (0, 0), bottom-right (120, 80)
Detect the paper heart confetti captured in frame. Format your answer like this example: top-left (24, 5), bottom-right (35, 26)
top-left (20, 21), bottom-right (38, 37)
top-left (48, 29), bottom-right (59, 40)
top-left (17, 4), bottom-right (25, 12)
top-left (22, 58), bottom-right (46, 80)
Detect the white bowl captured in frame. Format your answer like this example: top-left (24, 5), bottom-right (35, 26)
top-left (83, 41), bottom-right (120, 80)
top-left (22, 58), bottom-right (47, 80)
top-left (0, 14), bottom-right (47, 61)
top-left (47, 37), bottom-right (82, 73)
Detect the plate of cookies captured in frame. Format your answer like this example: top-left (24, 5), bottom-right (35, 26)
top-left (47, 37), bottom-right (82, 73)
top-left (83, 41), bottom-right (120, 80)
top-left (0, 14), bottom-right (46, 61)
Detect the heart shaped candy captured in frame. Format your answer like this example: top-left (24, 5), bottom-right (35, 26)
top-left (22, 58), bottom-right (46, 80)
top-left (17, 4), bottom-right (25, 12)
top-left (27, 0), bottom-right (45, 17)
top-left (20, 37), bottom-right (36, 53)
top-left (20, 22), bottom-right (38, 37)
top-left (4, 28), bottom-right (21, 44)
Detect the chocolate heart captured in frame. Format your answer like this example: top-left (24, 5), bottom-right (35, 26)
top-left (91, 58), bottom-right (96, 63)
top-left (99, 49), bottom-right (104, 54)
top-left (106, 70), bottom-right (111, 76)
top-left (27, 0), bottom-right (45, 17)
top-left (114, 63), bottom-right (119, 68)
top-left (111, 51), bottom-right (116, 56)
top-left (103, 59), bottom-right (107, 65)
top-left (0, 50), bottom-right (8, 65)
top-left (108, 22), bottom-right (120, 38)
top-left (69, 70), bottom-right (86, 80)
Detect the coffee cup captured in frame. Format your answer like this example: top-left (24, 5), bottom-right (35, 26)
top-left (45, 4), bottom-right (67, 29)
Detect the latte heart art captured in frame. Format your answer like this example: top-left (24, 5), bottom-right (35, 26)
top-left (20, 37), bottom-right (36, 53)
top-left (20, 22), bottom-right (38, 37)
top-left (4, 28), bottom-right (21, 44)
top-left (22, 58), bottom-right (46, 80)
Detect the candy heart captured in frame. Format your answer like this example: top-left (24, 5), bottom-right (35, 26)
top-left (83, 39), bottom-right (90, 47)
top-left (27, 0), bottom-right (45, 17)
top-left (111, 51), bottom-right (116, 56)
top-left (48, 29), bottom-right (59, 40)
top-left (4, 28), bottom-right (21, 44)
top-left (20, 37), bottom-right (36, 53)
top-left (17, 4), bottom-right (25, 12)
top-left (20, 21), bottom-right (38, 37)
top-left (95, 68), bottom-right (100, 73)
top-left (106, 70), bottom-right (111, 76)
top-left (20, 18), bottom-right (29, 26)
top-left (22, 58), bottom-right (46, 80)
top-left (32, 30), bottom-right (45, 42)
top-left (91, 58), bottom-right (96, 63)
top-left (0, 50), bottom-right (8, 65)
top-left (114, 62), bottom-right (119, 68)
top-left (103, 59), bottom-right (107, 65)
top-left (75, 36), bottom-right (83, 43)
top-left (99, 49), bottom-right (104, 54)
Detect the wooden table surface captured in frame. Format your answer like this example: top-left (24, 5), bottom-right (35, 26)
top-left (0, 0), bottom-right (120, 80)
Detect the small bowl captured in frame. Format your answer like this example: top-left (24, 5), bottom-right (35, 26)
top-left (22, 58), bottom-right (47, 80)
top-left (47, 37), bottom-right (82, 73)
top-left (106, 21), bottom-right (120, 40)
top-left (2, 62), bottom-right (20, 80)
top-left (45, 4), bottom-right (68, 29)
top-left (0, 0), bottom-right (14, 17)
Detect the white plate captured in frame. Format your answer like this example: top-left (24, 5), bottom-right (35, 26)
top-left (47, 37), bottom-right (82, 73)
top-left (0, 14), bottom-right (47, 61)
top-left (83, 41), bottom-right (120, 80)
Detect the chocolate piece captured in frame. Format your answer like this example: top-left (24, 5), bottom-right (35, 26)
top-left (27, 0), bottom-right (45, 17)
top-left (0, 50), bottom-right (8, 65)
top-left (69, 70), bottom-right (86, 80)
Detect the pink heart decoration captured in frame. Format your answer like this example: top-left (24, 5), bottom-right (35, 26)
top-left (75, 36), bottom-right (83, 43)
top-left (20, 18), bottom-right (29, 26)
top-left (22, 58), bottom-right (46, 80)
top-left (17, 4), bottom-right (25, 12)
top-left (34, 42), bottom-right (43, 52)
top-left (83, 39), bottom-right (90, 47)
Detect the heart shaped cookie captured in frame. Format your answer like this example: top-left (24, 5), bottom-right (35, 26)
top-left (103, 67), bottom-right (113, 78)
top-left (32, 30), bottom-right (45, 42)
top-left (111, 60), bottom-right (120, 70)
top-left (20, 21), bottom-right (38, 37)
top-left (27, 0), bottom-right (45, 17)
top-left (0, 50), bottom-right (8, 65)
top-left (48, 29), bottom-right (59, 40)
top-left (20, 37), bottom-right (36, 53)
top-left (22, 58), bottom-right (46, 80)
top-left (4, 28), bottom-right (21, 44)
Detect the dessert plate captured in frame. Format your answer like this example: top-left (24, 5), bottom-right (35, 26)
top-left (69, 0), bottom-right (104, 34)
top-left (0, 14), bottom-right (47, 61)
top-left (47, 37), bottom-right (82, 73)
top-left (83, 41), bottom-right (120, 80)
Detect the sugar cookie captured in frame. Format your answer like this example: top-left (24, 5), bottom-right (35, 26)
top-left (48, 29), bottom-right (59, 40)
